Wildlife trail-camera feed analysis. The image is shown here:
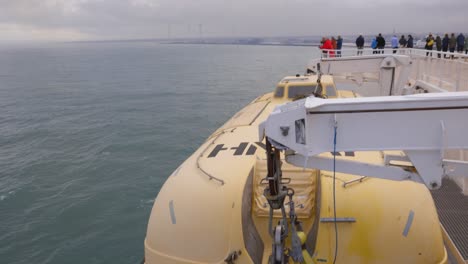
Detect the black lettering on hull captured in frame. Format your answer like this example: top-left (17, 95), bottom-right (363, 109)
top-left (231, 143), bottom-right (249, 156)
top-left (208, 144), bottom-right (228, 158)
top-left (208, 142), bottom-right (262, 158)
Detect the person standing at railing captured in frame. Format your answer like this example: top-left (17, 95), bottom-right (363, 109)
top-left (435, 35), bottom-right (442, 58)
top-left (377, 33), bottom-right (386, 54)
top-left (425, 33), bottom-right (434, 57)
top-left (442, 34), bottom-right (449, 58)
top-left (391, 35), bottom-right (398, 54)
top-left (331, 37), bottom-right (337, 58)
top-left (399, 35), bottom-right (407, 48)
top-left (337, 36), bottom-right (343, 57)
top-left (465, 35), bottom-right (468, 54)
top-left (371, 36), bottom-right (378, 54)
top-left (407, 35), bottom-right (414, 48)
top-left (356, 34), bottom-right (365, 55)
top-left (449, 33), bottom-right (456, 59)
top-left (320, 37), bottom-right (334, 58)
top-left (457, 33), bottom-right (465, 54)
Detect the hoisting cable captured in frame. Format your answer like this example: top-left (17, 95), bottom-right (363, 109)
top-left (332, 123), bottom-right (339, 264)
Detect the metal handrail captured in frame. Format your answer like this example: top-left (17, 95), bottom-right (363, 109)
top-left (315, 48), bottom-right (468, 92)
top-left (318, 48), bottom-right (468, 60)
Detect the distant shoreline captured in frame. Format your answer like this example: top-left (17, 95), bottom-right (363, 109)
top-left (56, 33), bottom-right (430, 47)
top-left (163, 42), bottom-right (317, 47)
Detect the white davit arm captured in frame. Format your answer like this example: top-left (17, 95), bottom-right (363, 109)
top-left (259, 92), bottom-right (468, 190)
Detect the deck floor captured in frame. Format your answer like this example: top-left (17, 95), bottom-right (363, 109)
top-left (431, 178), bottom-right (468, 261)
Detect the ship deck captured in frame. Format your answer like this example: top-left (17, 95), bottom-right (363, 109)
top-left (431, 178), bottom-right (468, 264)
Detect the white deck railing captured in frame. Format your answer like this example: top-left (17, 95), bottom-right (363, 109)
top-left (318, 48), bottom-right (468, 92)
top-left (319, 47), bottom-right (468, 60)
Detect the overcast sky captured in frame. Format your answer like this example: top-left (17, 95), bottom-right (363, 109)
top-left (0, 0), bottom-right (467, 41)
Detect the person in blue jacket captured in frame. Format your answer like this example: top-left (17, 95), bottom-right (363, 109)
top-left (391, 35), bottom-right (398, 54)
top-left (336, 36), bottom-right (343, 57)
top-left (457, 33), bottom-right (465, 53)
top-left (371, 37), bottom-right (378, 54)
top-left (442, 33), bottom-right (449, 58)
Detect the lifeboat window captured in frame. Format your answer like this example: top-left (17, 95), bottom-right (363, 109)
top-left (326, 86), bottom-right (337, 97)
top-left (288, 85), bottom-right (317, 98)
top-left (274, 86), bottom-right (285, 98)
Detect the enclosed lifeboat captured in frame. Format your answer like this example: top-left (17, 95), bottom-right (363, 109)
top-left (144, 75), bottom-right (447, 264)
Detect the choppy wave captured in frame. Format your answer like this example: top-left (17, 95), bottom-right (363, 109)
top-left (0, 42), bottom-right (315, 264)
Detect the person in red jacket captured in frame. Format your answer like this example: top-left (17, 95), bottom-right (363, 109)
top-left (320, 37), bottom-right (334, 58)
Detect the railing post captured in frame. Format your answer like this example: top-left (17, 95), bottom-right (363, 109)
top-left (416, 57), bottom-right (421, 81)
top-left (431, 56), bottom-right (435, 83)
top-left (438, 57), bottom-right (443, 87)
top-left (456, 61), bottom-right (461, 92)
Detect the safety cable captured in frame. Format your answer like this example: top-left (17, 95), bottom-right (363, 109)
top-left (333, 125), bottom-right (338, 264)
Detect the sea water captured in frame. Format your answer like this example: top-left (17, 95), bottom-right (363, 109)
top-left (0, 42), bottom-right (317, 264)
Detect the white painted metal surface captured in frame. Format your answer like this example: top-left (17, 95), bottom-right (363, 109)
top-left (287, 155), bottom-right (422, 183)
top-left (287, 50), bottom-right (468, 192)
top-left (261, 92), bottom-right (468, 189)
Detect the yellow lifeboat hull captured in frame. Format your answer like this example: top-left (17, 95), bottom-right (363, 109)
top-left (144, 76), bottom-right (447, 264)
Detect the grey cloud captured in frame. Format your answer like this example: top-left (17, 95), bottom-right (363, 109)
top-left (0, 0), bottom-right (467, 41)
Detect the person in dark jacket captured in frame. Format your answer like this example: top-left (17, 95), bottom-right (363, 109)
top-left (376, 33), bottom-right (385, 54)
top-left (457, 33), bottom-right (465, 53)
top-left (355, 34), bottom-right (365, 55)
top-left (442, 34), bottom-right (449, 58)
top-left (465, 34), bottom-right (468, 54)
top-left (449, 33), bottom-right (456, 58)
top-left (407, 35), bottom-right (414, 48)
top-left (336, 36), bottom-right (343, 57)
top-left (435, 35), bottom-right (442, 58)
top-left (399, 35), bottom-right (407, 48)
